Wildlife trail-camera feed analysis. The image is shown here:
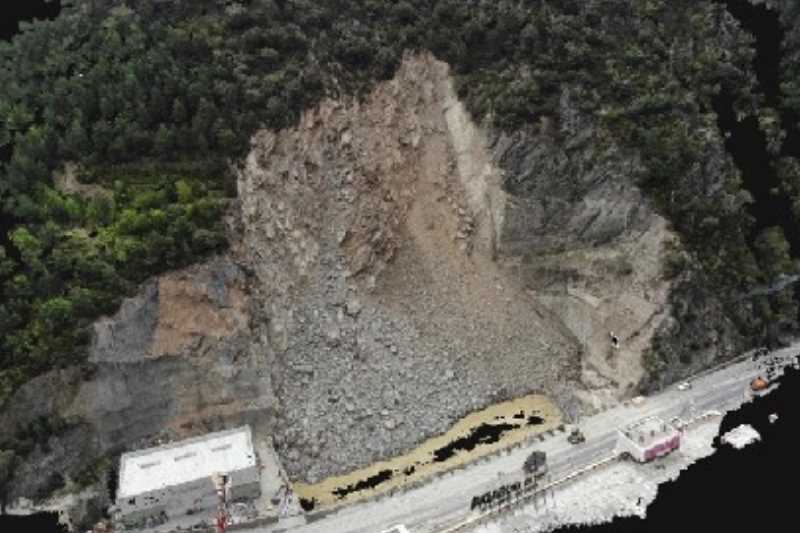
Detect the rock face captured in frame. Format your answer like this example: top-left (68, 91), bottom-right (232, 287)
top-left (236, 54), bottom-right (676, 481)
top-left (0, 257), bottom-right (275, 504)
top-left (90, 258), bottom-right (249, 362)
top-left (491, 109), bottom-right (677, 408)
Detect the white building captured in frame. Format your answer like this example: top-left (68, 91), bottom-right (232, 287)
top-left (115, 426), bottom-right (260, 528)
top-left (617, 416), bottom-right (681, 463)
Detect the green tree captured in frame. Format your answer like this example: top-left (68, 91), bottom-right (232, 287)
top-left (38, 298), bottom-right (74, 332)
top-left (754, 227), bottom-right (795, 279)
top-left (172, 98), bottom-right (187, 123)
top-left (10, 227), bottom-right (43, 271)
top-left (175, 179), bottom-right (194, 204)
top-left (154, 123), bottom-right (174, 156)
top-left (64, 118), bottom-right (92, 157)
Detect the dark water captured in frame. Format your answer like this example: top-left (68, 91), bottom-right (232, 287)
top-left (0, 0), bottom-right (60, 41)
top-left (722, 0), bottom-right (800, 156)
top-left (0, 512), bottom-right (67, 533)
top-left (299, 497), bottom-right (316, 512)
top-left (432, 422), bottom-right (520, 463)
top-left (331, 469), bottom-right (394, 500)
top-left (301, 409), bottom-right (547, 512)
top-left (303, 418), bottom-right (529, 511)
top-left (555, 354), bottom-right (800, 533)
top-left (712, 93), bottom-right (795, 242)
top-left (527, 415), bottom-right (545, 426)
top-left (710, 0), bottom-right (800, 254)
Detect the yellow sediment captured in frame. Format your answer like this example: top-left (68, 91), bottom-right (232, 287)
top-left (293, 394), bottom-right (562, 509)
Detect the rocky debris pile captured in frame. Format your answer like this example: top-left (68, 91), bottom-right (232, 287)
top-left (237, 55), bottom-right (586, 482)
top-left (234, 51), bottom-right (687, 483)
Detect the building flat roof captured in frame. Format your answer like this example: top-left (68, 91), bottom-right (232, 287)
top-left (117, 426), bottom-right (256, 500)
top-left (620, 416), bottom-right (678, 449)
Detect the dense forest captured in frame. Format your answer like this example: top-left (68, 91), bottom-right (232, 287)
top-left (1, 0), bottom-right (800, 408)
top-left (774, 0), bottom-right (800, 228)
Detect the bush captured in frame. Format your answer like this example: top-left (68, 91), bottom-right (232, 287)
top-left (664, 250), bottom-right (689, 280)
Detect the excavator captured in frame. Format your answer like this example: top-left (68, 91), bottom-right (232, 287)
top-left (567, 427), bottom-right (586, 445)
top-left (750, 376), bottom-right (769, 392)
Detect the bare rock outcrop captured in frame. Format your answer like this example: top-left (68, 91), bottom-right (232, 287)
top-left (0, 256), bottom-right (275, 503)
top-left (491, 90), bottom-right (677, 408)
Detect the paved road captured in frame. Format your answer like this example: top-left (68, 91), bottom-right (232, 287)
top-left (242, 344), bottom-right (799, 533)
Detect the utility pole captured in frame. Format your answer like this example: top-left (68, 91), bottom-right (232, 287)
top-left (213, 473), bottom-right (230, 533)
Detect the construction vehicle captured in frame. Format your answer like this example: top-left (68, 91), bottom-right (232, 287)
top-left (523, 450), bottom-right (548, 478)
top-left (567, 428), bottom-right (586, 445)
top-left (750, 376), bottom-right (769, 392)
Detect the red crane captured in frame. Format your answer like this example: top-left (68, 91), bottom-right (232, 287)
top-left (214, 473), bottom-right (230, 533)
top-left (216, 508), bottom-right (229, 533)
